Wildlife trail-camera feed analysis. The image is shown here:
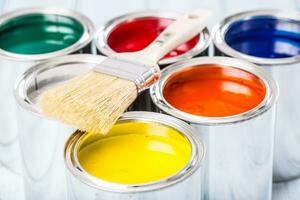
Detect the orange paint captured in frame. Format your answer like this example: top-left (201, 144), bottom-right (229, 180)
top-left (163, 65), bottom-right (266, 117)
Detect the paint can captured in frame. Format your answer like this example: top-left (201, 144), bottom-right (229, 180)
top-left (0, 7), bottom-right (94, 175)
top-left (150, 57), bottom-right (278, 200)
top-left (213, 9), bottom-right (300, 182)
top-left (64, 111), bottom-right (205, 200)
top-left (95, 11), bottom-right (210, 111)
top-left (13, 54), bottom-right (106, 200)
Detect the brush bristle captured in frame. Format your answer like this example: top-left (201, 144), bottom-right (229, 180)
top-left (38, 71), bottom-right (137, 134)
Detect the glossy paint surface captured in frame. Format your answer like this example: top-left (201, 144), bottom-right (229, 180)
top-left (225, 17), bottom-right (300, 58)
top-left (78, 121), bottom-right (191, 184)
top-left (163, 65), bottom-right (266, 117)
top-left (107, 17), bottom-right (200, 59)
top-left (0, 14), bottom-right (84, 54)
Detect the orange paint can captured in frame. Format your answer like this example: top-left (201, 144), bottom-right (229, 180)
top-left (150, 56), bottom-right (278, 200)
top-left (163, 64), bottom-right (266, 117)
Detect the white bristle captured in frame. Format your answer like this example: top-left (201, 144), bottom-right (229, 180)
top-left (39, 71), bottom-right (137, 134)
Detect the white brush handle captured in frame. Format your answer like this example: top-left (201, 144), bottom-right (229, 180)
top-left (120, 10), bottom-right (211, 65)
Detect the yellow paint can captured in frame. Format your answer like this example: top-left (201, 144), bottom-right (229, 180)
top-left (78, 120), bottom-right (192, 184)
top-left (64, 112), bottom-right (204, 199)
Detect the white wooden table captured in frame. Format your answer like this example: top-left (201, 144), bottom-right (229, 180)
top-left (0, 0), bottom-right (299, 199)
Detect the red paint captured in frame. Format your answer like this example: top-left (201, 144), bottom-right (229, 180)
top-left (107, 17), bottom-right (200, 59)
top-left (163, 65), bottom-right (266, 117)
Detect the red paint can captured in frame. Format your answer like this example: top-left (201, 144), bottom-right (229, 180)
top-left (95, 11), bottom-right (210, 111)
top-left (95, 11), bottom-right (210, 67)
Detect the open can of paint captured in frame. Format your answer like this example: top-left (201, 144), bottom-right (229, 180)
top-left (95, 11), bottom-right (210, 111)
top-left (150, 57), bottom-right (278, 200)
top-left (0, 7), bottom-right (94, 174)
top-left (13, 54), bottom-right (106, 200)
top-left (213, 9), bottom-right (300, 182)
top-left (64, 111), bottom-right (205, 200)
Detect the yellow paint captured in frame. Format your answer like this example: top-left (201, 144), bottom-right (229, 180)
top-left (78, 121), bottom-right (192, 184)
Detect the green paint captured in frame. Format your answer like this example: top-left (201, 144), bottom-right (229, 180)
top-left (0, 14), bottom-right (84, 54)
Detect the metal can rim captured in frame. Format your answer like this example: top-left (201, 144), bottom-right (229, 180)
top-left (212, 9), bottom-right (300, 66)
top-left (0, 7), bottom-right (95, 61)
top-left (94, 10), bottom-right (210, 66)
top-left (13, 54), bottom-right (107, 115)
top-left (150, 56), bottom-right (278, 125)
top-left (64, 111), bottom-right (205, 193)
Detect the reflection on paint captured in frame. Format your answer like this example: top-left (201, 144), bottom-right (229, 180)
top-left (0, 14), bottom-right (84, 54)
top-left (225, 17), bottom-right (300, 58)
top-left (107, 17), bottom-right (199, 59)
top-left (163, 65), bottom-right (266, 117)
top-left (78, 121), bottom-right (191, 184)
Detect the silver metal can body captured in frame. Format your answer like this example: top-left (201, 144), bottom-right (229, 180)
top-left (64, 111), bottom-right (205, 200)
top-left (95, 11), bottom-right (210, 112)
top-left (270, 63), bottom-right (300, 181)
top-left (150, 57), bottom-right (278, 200)
top-left (192, 107), bottom-right (275, 200)
top-left (212, 9), bottom-right (300, 182)
top-left (0, 7), bottom-right (94, 179)
top-left (14, 54), bottom-right (101, 199)
top-left (16, 107), bottom-right (72, 200)
top-left (0, 60), bottom-right (30, 174)
top-left (66, 162), bottom-right (202, 200)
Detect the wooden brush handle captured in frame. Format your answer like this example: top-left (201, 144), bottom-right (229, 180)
top-left (125, 10), bottom-right (211, 65)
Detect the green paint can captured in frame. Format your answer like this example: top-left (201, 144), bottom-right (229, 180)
top-left (0, 7), bottom-right (94, 199)
top-left (0, 13), bottom-right (84, 55)
top-left (0, 7), bottom-right (94, 60)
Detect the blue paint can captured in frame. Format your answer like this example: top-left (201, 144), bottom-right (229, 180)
top-left (213, 10), bottom-right (300, 182)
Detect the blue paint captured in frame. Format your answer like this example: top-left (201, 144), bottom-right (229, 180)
top-left (225, 16), bottom-right (300, 58)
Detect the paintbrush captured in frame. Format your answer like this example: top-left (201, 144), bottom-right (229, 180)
top-left (38, 10), bottom-right (210, 134)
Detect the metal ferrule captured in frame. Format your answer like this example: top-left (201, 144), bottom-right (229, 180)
top-left (95, 10), bottom-right (210, 66)
top-left (93, 57), bottom-right (160, 91)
